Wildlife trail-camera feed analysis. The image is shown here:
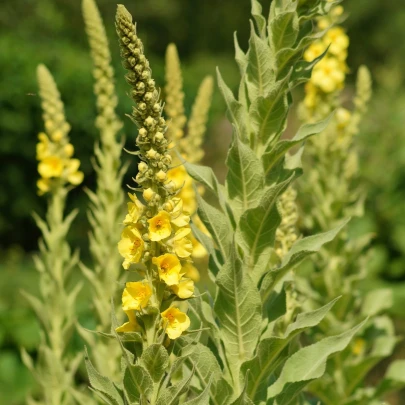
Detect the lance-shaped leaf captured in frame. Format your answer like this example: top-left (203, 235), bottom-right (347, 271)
top-left (236, 178), bottom-right (292, 283)
top-left (183, 378), bottom-right (212, 405)
top-left (156, 370), bottom-right (194, 405)
top-left (215, 245), bottom-right (262, 381)
top-left (123, 364), bottom-right (154, 403)
top-left (251, 0), bottom-right (266, 38)
top-left (269, 11), bottom-right (299, 53)
top-left (217, 68), bottom-right (247, 142)
top-left (262, 112), bottom-right (334, 177)
top-left (241, 297), bottom-right (340, 402)
top-left (85, 348), bottom-right (124, 405)
top-left (249, 73), bottom-right (291, 149)
top-left (266, 320), bottom-right (367, 403)
top-left (226, 137), bottom-right (264, 218)
top-left (261, 218), bottom-right (350, 300)
top-left (140, 344), bottom-right (169, 383)
top-left (196, 192), bottom-right (232, 260)
top-left (246, 22), bottom-right (275, 99)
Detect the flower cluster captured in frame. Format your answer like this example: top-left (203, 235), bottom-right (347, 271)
top-left (115, 5), bottom-right (192, 341)
top-left (303, 4), bottom-right (349, 112)
top-left (36, 65), bottom-right (84, 194)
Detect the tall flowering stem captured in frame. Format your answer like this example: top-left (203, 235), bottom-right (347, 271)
top-left (114, 4), bottom-right (193, 346)
top-left (21, 65), bottom-right (90, 405)
top-left (80, 0), bottom-right (126, 381)
top-left (297, 3), bottom-right (405, 403)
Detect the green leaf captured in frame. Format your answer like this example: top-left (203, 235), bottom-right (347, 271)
top-left (85, 348), bottom-right (124, 405)
top-left (123, 364), bottom-right (153, 403)
top-left (251, 0), bottom-right (266, 38)
top-left (234, 33), bottom-right (248, 74)
top-left (195, 192), bottom-right (232, 260)
top-left (156, 370), bottom-right (194, 405)
top-left (215, 245), bottom-right (262, 380)
top-left (262, 112), bottom-right (334, 177)
top-left (226, 137), bottom-right (264, 217)
top-left (140, 344), bottom-right (169, 383)
top-left (183, 378), bottom-right (212, 405)
top-left (269, 11), bottom-right (299, 53)
top-left (246, 23), bottom-right (275, 99)
top-left (361, 288), bottom-right (393, 317)
top-left (217, 68), bottom-right (247, 141)
top-left (261, 218), bottom-right (350, 298)
top-left (242, 298), bottom-right (340, 402)
top-left (266, 320), bottom-right (367, 402)
top-left (237, 178), bottom-right (292, 282)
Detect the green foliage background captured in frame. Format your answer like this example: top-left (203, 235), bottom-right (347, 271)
top-left (0, 0), bottom-right (404, 403)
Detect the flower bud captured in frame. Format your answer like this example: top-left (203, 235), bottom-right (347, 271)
top-left (51, 130), bottom-right (63, 142)
top-left (145, 116), bottom-right (155, 127)
top-left (143, 188), bottom-right (155, 201)
top-left (156, 170), bottom-right (167, 182)
top-left (146, 148), bottom-right (157, 159)
top-left (138, 161), bottom-right (148, 172)
top-left (155, 132), bottom-right (164, 142)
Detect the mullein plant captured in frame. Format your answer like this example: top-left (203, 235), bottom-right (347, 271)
top-left (85, 5), bottom-right (201, 403)
top-left (297, 4), bottom-right (405, 403)
top-left (21, 65), bottom-right (87, 405)
top-left (164, 43), bottom-right (214, 275)
top-left (79, 0), bottom-right (126, 382)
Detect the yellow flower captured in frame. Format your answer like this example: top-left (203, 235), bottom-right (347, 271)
top-left (182, 262), bottom-right (200, 282)
top-left (324, 27), bottom-right (349, 56)
top-left (36, 132), bottom-right (50, 160)
top-left (118, 226), bottom-right (145, 269)
top-left (124, 193), bottom-right (144, 225)
top-left (66, 159), bottom-right (84, 185)
top-left (122, 281), bottom-right (152, 311)
top-left (312, 57), bottom-right (345, 93)
top-left (153, 253), bottom-right (182, 286)
top-left (64, 143), bottom-right (74, 157)
top-left (38, 156), bottom-right (64, 178)
top-left (165, 198), bottom-right (190, 227)
top-left (191, 215), bottom-right (208, 259)
top-left (51, 130), bottom-right (64, 142)
top-left (304, 41), bottom-right (326, 62)
top-left (335, 107), bottom-right (351, 129)
top-left (352, 337), bottom-right (366, 356)
top-left (161, 307), bottom-right (190, 339)
top-left (148, 211), bottom-right (172, 241)
top-left (116, 310), bottom-right (141, 333)
top-left (171, 278), bottom-right (194, 299)
top-left (166, 165), bottom-right (187, 190)
top-left (172, 228), bottom-right (193, 258)
top-left (37, 178), bottom-right (51, 195)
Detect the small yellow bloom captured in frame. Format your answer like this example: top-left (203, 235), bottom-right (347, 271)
top-left (165, 198), bottom-right (190, 227)
top-left (335, 107), bottom-right (351, 129)
top-left (166, 165), bottom-right (187, 190)
top-left (122, 281), bottom-right (152, 311)
top-left (172, 228), bottom-right (193, 258)
top-left (312, 57), bottom-right (345, 93)
top-left (37, 178), bottom-right (51, 195)
top-left (38, 156), bottom-right (64, 178)
top-left (304, 41), bottom-right (325, 62)
top-left (118, 226), bottom-right (145, 269)
top-left (171, 278), bottom-right (194, 299)
top-left (51, 130), bottom-right (63, 142)
top-left (64, 143), bottom-right (74, 157)
top-left (161, 307), bottom-right (190, 339)
top-left (148, 211), bottom-right (171, 241)
top-left (124, 193), bottom-right (144, 225)
top-left (66, 159), bottom-right (84, 185)
top-left (324, 27), bottom-right (349, 56)
top-left (153, 253), bottom-right (182, 286)
top-left (36, 132), bottom-right (50, 160)
top-left (116, 310), bottom-right (141, 333)
top-left (352, 337), bottom-right (366, 356)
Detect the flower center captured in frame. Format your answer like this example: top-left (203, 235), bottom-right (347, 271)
top-left (155, 219), bottom-right (163, 230)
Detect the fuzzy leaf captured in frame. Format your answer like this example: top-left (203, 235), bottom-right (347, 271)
top-left (361, 288), bottom-right (393, 317)
top-left (140, 344), bottom-right (169, 383)
top-left (237, 178), bottom-right (292, 282)
top-left (251, 0), bottom-right (267, 37)
top-left (374, 360), bottom-right (405, 398)
top-left (246, 23), bottom-right (275, 99)
top-left (269, 11), bottom-right (299, 53)
top-left (183, 378), bottom-right (212, 405)
top-left (215, 245), bottom-right (262, 377)
top-left (217, 68), bottom-right (247, 141)
top-left (156, 370), bottom-right (194, 405)
top-left (242, 297), bottom-right (340, 401)
top-left (266, 320), bottom-right (367, 402)
top-left (226, 137), bottom-right (264, 217)
top-left (85, 348), bottom-right (124, 405)
top-left (261, 218), bottom-right (350, 298)
top-left (262, 112), bottom-right (334, 177)
top-left (196, 192), bottom-right (232, 260)
top-left (124, 364), bottom-right (153, 402)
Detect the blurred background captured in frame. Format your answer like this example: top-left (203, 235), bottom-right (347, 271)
top-left (0, 0), bottom-right (404, 403)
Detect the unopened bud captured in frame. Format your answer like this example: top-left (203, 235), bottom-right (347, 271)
top-left (143, 188), bottom-right (155, 201)
top-left (138, 161), bottom-right (148, 172)
top-left (156, 170), bottom-right (167, 182)
top-left (146, 148), bottom-right (157, 159)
